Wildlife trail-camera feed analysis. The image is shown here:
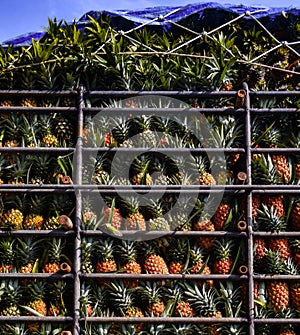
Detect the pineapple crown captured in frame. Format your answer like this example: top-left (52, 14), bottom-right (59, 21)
top-left (116, 239), bottom-right (138, 263)
top-left (183, 282), bottom-right (220, 317)
top-left (168, 237), bottom-right (189, 263)
top-left (46, 237), bottom-right (65, 264)
top-left (0, 279), bottom-right (22, 306)
top-left (190, 244), bottom-right (206, 265)
top-left (256, 204), bottom-right (287, 232)
top-left (108, 280), bottom-right (134, 313)
top-left (264, 249), bottom-right (289, 275)
top-left (0, 237), bottom-right (16, 264)
top-left (94, 237), bottom-right (115, 261)
top-left (213, 238), bottom-right (234, 260)
top-left (139, 280), bottom-right (163, 304)
top-left (252, 154), bottom-right (280, 185)
top-left (16, 236), bottom-right (42, 265)
top-left (27, 280), bottom-right (47, 301)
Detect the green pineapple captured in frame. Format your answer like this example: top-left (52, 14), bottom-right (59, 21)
top-left (148, 199), bottom-right (170, 231)
top-left (0, 237), bottom-right (16, 272)
top-left (16, 236), bottom-right (41, 273)
top-left (53, 113), bottom-right (74, 146)
top-left (80, 237), bottom-right (95, 274)
top-left (0, 279), bottom-right (22, 316)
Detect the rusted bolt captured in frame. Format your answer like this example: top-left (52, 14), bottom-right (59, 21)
top-left (61, 175), bottom-right (73, 184)
top-left (236, 172), bottom-right (247, 184)
top-left (58, 215), bottom-right (73, 230)
top-left (60, 262), bottom-right (72, 273)
top-left (237, 220), bottom-right (247, 232)
top-left (238, 265), bottom-right (248, 275)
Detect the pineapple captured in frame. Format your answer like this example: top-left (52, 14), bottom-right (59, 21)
top-left (16, 236), bottom-right (41, 273)
top-left (131, 155), bottom-right (153, 185)
top-left (38, 113), bottom-right (59, 147)
top-left (0, 207), bottom-right (24, 229)
top-left (0, 237), bottom-right (16, 272)
top-left (139, 281), bottom-right (166, 316)
top-left (108, 280), bottom-right (144, 332)
top-left (43, 237), bottom-right (66, 274)
top-left (23, 214), bottom-right (44, 230)
top-left (194, 218), bottom-right (215, 249)
top-left (80, 237), bottom-right (94, 274)
top-left (0, 279), bottom-right (22, 317)
top-left (290, 282), bottom-right (300, 312)
top-left (267, 280), bottom-right (290, 312)
top-left (53, 113), bottom-right (74, 146)
top-left (95, 237), bottom-right (118, 273)
top-left (194, 155), bottom-right (216, 185)
top-left (168, 197), bottom-right (194, 231)
top-left (212, 201), bottom-right (231, 231)
top-left (92, 154), bottom-right (111, 184)
top-left (46, 280), bottom-right (67, 316)
top-left (291, 202), bottom-right (300, 230)
top-left (102, 200), bottom-right (123, 231)
top-left (189, 244), bottom-right (213, 288)
top-left (43, 215), bottom-right (61, 230)
top-left (167, 238), bottom-right (189, 274)
top-left (213, 238), bottom-right (234, 274)
top-left (183, 281), bottom-right (222, 318)
top-left (116, 239), bottom-right (142, 287)
top-left (6, 153), bottom-right (31, 184)
top-left (256, 204), bottom-right (291, 260)
top-left (148, 199), bottom-right (170, 231)
top-left (2, 113), bottom-right (23, 148)
top-left (123, 197), bottom-right (146, 231)
top-left (25, 280), bottom-right (47, 332)
top-left (143, 242), bottom-right (169, 275)
top-left (132, 115), bottom-right (158, 147)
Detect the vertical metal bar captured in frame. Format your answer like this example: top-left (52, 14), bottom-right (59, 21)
top-left (73, 86), bottom-right (84, 335)
top-left (243, 82), bottom-right (255, 335)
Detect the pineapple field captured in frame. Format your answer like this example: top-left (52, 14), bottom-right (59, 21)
top-left (0, 4), bottom-right (300, 335)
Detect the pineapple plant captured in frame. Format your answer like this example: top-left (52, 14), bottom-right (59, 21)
top-left (131, 155), bottom-right (153, 185)
top-left (0, 237), bottom-right (16, 272)
top-left (92, 154), bottom-right (111, 184)
top-left (0, 279), bottom-right (22, 317)
top-left (139, 280), bottom-right (166, 316)
top-left (102, 198), bottom-right (123, 231)
top-left (80, 237), bottom-right (95, 274)
top-left (183, 281), bottom-right (222, 318)
top-left (189, 244), bottom-right (213, 288)
top-left (194, 217), bottom-right (215, 249)
top-left (212, 201), bottom-right (231, 231)
top-left (43, 237), bottom-right (66, 274)
top-left (2, 113), bottom-right (23, 148)
top-left (291, 201), bottom-right (300, 231)
top-left (53, 113), bottom-right (74, 147)
top-left (143, 242), bottom-right (169, 275)
top-left (46, 280), bottom-right (67, 316)
top-left (122, 196), bottom-right (146, 231)
top-left (115, 239), bottom-right (142, 288)
top-left (22, 194), bottom-right (47, 230)
top-left (167, 237), bottom-right (189, 274)
top-left (148, 199), bottom-right (170, 231)
top-left (108, 280), bottom-right (144, 332)
top-left (213, 238), bottom-right (234, 274)
top-left (81, 201), bottom-right (98, 230)
top-left (267, 280), bottom-right (290, 312)
top-left (24, 280), bottom-right (47, 332)
top-left (94, 237), bottom-right (118, 273)
top-left (16, 236), bottom-right (41, 273)
top-left (193, 155), bottom-right (216, 185)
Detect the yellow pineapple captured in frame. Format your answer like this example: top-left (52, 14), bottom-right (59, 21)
top-left (267, 280), bottom-right (289, 312)
top-left (144, 242), bottom-right (169, 275)
top-left (43, 237), bottom-right (66, 274)
top-left (95, 237), bottom-right (117, 274)
top-left (0, 208), bottom-right (23, 229)
top-left (23, 214), bottom-right (44, 230)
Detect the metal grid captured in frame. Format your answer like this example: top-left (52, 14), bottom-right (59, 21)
top-left (0, 85), bottom-right (299, 334)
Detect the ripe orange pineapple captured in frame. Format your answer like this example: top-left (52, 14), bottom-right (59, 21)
top-left (213, 238), bottom-right (234, 274)
top-left (43, 237), bottom-right (65, 274)
top-left (194, 219), bottom-right (215, 249)
top-left (175, 301), bottom-right (195, 317)
top-left (254, 238), bottom-right (266, 261)
top-left (23, 214), bottom-right (44, 230)
top-left (103, 206), bottom-right (123, 230)
top-left (95, 237), bottom-right (117, 273)
top-left (123, 197), bottom-right (146, 231)
top-left (267, 280), bottom-right (290, 312)
top-left (144, 243), bottom-right (169, 275)
top-left (140, 281), bottom-right (165, 316)
top-left (168, 238), bottom-right (189, 274)
top-left (116, 240), bottom-right (141, 288)
top-left (290, 282), bottom-right (300, 312)
top-left (212, 202), bottom-right (231, 231)
top-left (190, 244), bottom-right (213, 288)
top-left (291, 202), bottom-right (300, 230)
top-left (262, 194), bottom-right (285, 218)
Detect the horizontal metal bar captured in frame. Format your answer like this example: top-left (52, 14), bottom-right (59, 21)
top-left (250, 91), bottom-right (300, 96)
top-left (251, 147), bottom-right (300, 153)
top-left (83, 147), bottom-right (245, 153)
top-left (0, 106), bottom-right (77, 112)
top-left (0, 90), bottom-right (78, 96)
top-left (0, 147), bottom-right (74, 153)
top-left (0, 316), bottom-right (73, 322)
top-left (250, 108), bottom-right (299, 113)
top-left (0, 273), bottom-right (73, 279)
top-left (254, 275), bottom-right (300, 280)
top-left (81, 316), bottom-right (248, 323)
top-left (254, 318), bottom-right (300, 324)
top-left (80, 273), bottom-right (246, 280)
top-left (81, 230), bottom-right (247, 237)
top-left (253, 232), bottom-right (300, 237)
top-left (83, 107), bottom-right (241, 114)
top-left (85, 90), bottom-right (238, 98)
top-left (0, 230), bottom-right (75, 236)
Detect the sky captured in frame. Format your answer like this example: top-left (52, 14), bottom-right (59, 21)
top-left (0, 0), bottom-right (298, 43)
